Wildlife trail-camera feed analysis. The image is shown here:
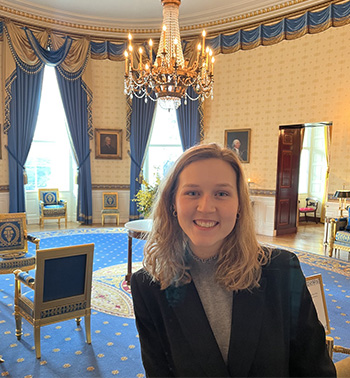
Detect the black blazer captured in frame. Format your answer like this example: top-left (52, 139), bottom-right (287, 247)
top-left (131, 249), bottom-right (336, 377)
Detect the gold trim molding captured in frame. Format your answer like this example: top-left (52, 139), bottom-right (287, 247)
top-left (0, 0), bottom-right (338, 39)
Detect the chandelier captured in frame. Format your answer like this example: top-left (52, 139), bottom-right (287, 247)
top-left (124, 0), bottom-right (214, 109)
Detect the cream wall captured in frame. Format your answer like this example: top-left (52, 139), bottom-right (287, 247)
top-left (89, 59), bottom-right (130, 186)
top-left (204, 24), bottom-right (350, 193)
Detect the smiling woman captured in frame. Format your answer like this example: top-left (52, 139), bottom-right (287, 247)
top-left (130, 143), bottom-right (335, 378)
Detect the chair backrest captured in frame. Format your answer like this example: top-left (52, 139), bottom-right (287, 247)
top-left (38, 188), bottom-right (60, 205)
top-left (0, 213), bottom-right (27, 256)
top-left (33, 244), bottom-right (94, 316)
top-left (102, 192), bottom-right (118, 210)
top-left (305, 197), bottom-right (319, 210)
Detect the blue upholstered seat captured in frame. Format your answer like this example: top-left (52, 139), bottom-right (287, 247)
top-left (329, 209), bottom-right (350, 259)
top-left (38, 188), bottom-right (67, 228)
top-left (0, 213), bottom-right (39, 275)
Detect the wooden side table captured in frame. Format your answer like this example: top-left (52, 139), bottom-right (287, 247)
top-left (124, 219), bottom-right (153, 285)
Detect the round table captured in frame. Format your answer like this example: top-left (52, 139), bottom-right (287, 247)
top-left (124, 219), bottom-right (153, 284)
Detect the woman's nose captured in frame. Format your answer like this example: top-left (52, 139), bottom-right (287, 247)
top-left (197, 194), bottom-right (215, 212)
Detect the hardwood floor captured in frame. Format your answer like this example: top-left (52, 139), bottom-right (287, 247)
top-left (257, 222), bottom-right (326, 256)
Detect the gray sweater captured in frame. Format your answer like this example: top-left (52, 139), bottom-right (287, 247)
top-left (188, 251), bottom-right (233, 364)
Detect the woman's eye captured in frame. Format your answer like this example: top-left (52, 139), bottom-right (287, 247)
top-left (186, 191), bottom-right (198, 196)
top-left (216, 191), bottom-right (229, 197)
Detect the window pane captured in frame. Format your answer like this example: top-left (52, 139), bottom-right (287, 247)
top-left (25, 66), bottom-right (76, 192)
top-left (148, 146), bottom-right (183, 185)
top-left (144, 102), bottom-right (183, 187)
top-left (298, 149), bottom-right (310, 194)
top-left (150, 104), bottom-right (182, 145)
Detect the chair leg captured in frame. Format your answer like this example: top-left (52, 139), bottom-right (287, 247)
top-left (85, 314), bottom-right (91, 344)
top-left (76, 317), bottom-right (81, 326)
top-left (116, 214), bottom-right (119, 226)
top-left (34, 325), bottom-right (41, 359)
top-left (102, 215), bottom-right (104, 226)
top-left (15, 313), bottom-right (22, 340)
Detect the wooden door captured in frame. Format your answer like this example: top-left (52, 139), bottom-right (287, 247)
top-left (275, 126), bottom-right (303, 236)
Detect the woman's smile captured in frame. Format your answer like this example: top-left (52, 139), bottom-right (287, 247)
top-left (193, 219), bottom-right (219, 228)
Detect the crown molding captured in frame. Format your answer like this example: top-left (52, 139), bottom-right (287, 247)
top-left (0, 0), bottom-right (338, 39)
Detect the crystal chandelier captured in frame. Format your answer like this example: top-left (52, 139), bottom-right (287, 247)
top-left (124, 0), bottom-right (214, 109)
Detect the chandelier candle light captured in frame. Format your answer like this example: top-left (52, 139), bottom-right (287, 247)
top-left (124, 0), bottom-right (214, 109)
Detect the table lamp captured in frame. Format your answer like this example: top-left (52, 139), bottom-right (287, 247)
top-left (333, 190), bottom-right (350, 216)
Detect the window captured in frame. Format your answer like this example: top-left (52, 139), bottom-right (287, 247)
top-left (25, 66), bottom-right (77, 191)
top-left (298, 126), bottom-right (327, 198)
top-left (143, 102), bottom-right (183, 186)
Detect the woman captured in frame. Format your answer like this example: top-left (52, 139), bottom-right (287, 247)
top-left (131, 143), bottom-right (335, 377)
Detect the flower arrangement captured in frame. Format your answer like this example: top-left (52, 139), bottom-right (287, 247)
top-left (133, 175), bottom-right (161, 218)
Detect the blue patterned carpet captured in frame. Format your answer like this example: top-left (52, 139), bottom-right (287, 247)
top-left (0, 228), bottom-right (349, 377)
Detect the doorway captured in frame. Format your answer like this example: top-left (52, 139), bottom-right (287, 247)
top-left (274, 122), bottom-right (331, 236)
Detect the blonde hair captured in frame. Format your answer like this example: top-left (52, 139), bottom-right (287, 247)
top-left (143, 143), bottom-right (270, 291)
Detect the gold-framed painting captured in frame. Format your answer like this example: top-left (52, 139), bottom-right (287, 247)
top-left (224, 129), bottom-right (251, 163)
top-left (95, 129), bottom-right (122, 159)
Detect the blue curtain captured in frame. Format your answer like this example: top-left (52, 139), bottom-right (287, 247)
top-left (7, 66), bottom-right (44, 212)
top-left (56, 72), bottom-right (93, 224)
top-left (129, 98), bottom-right (156, 219)
top-left (176, 87), bottom-right (201, 150)
top-left (5, 24), bottom-right (93, 223)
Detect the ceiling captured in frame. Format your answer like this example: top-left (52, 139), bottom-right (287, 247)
top-left (0, 0), bottom-right (331, 38)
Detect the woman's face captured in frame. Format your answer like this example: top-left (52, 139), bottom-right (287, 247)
top-left (175, 158), bottom-right (239, 259)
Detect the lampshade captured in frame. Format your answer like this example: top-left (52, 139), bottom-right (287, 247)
top-left (333, 190), bottom-right (350, 198)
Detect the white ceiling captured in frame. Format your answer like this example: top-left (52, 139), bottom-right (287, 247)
top-left (0, 0), bottom-right (330, 38)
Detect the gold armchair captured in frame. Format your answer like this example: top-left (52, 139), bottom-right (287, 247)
top-left (14, 243), bottom-right (94, 359)
top-left (0, 212), bottom-right (39, 275)
top-left (38, 188), bottom-right (67, 228)
top-left (328, 216), bottom-right (350, 259)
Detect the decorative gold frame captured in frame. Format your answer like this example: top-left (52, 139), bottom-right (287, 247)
top-left (224, 128), bottom-right (251, 163)
top-left (95, 129), bottom-right (122, 159)
top-left (306, 274), bottom-right (330, 335)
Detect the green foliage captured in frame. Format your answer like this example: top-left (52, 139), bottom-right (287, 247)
top-left (133, 175), bottom-right (161, 218)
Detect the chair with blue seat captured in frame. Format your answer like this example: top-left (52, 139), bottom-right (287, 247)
top-left (0, 212), bottom-right (40, 275)
top-left (14, 243), bottom-right (94, 359)
top-left (329, 208), bottom-right (350, 259)
top-left (101, 192), bottom-right (120, 226)
top-left (38, 188), bottom-right (67, 228)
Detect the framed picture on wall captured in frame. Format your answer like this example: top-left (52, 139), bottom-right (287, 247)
top-left (95, 129), bottom-right (122, 159)
top-left (224, 129), bottom-right (251, 163)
